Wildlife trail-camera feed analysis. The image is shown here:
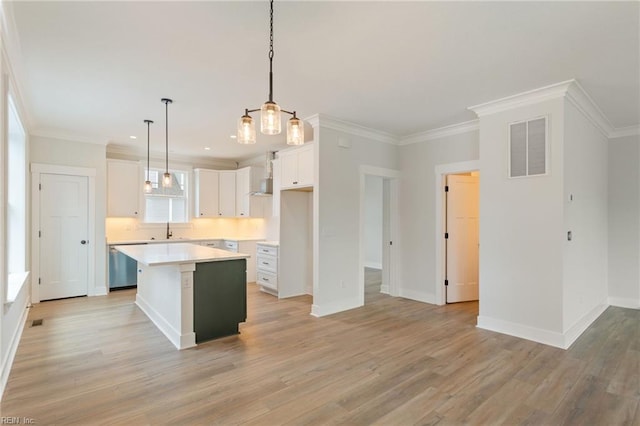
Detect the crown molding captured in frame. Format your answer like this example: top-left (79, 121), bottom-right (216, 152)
top-left (468, 80), bottom-right (574, 117)
top-left (565, 79), bottom-right (614, 138)
top-left (398, 119), bottom-right (479, 146)
top-left (609, 125), bottom-right (640, 139)
top-left (305, 113), bottom-right (399, 145)
top-left (30, 129), bottom-right (109, 146)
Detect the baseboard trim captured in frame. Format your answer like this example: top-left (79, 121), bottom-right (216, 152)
top-left (608, 297), bottom-right (640, 309)
top-left (398, 288), bottom-right (436, 305)
top-left (135, 294), bottom-right (196, 350)
top-left (477, 315), bottom-right (565, 349)
top-left (380, 285), bottom-right (390, 294)
top-left (1, 299), bottom-right (30, 399)
top-left (477, 302), bottom-right (609, 350)
top-left (311, 297), bottom-right (361, 317)
top-left (563, 302), bottom-right (608, 349)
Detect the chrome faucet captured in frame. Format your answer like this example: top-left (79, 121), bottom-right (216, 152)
top-left (166, 222), bottom-right (172, 240)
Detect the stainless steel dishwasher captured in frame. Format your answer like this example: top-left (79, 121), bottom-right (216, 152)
top-left (109, 244), bottom-right (144, 290)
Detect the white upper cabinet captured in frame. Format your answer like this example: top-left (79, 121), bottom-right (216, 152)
top-left (107, 159), bottom-right (140, 217)
top-left (236, 166), bottom-right (266, 218)
top-left (279, 143), bottom-right (314, 189)
top-left (193, 169), bottom-right (219, 218)
top-left (218, 171), bottom-right (236, 217)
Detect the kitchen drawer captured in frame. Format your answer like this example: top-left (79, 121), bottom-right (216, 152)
top-left (201, 240), bottom-right (222, 248)
top-left (257, 254), bottom-right (277, 273)
top-left (257, 271), bottom-right (278, 290)
top-left (256, 245), bottom-right (278, 257)
top-left (224, 240), bottom-right (238, 252)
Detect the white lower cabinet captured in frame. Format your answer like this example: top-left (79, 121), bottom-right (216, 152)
top-left (200, 240), bottom-right (222, 249)
top-left (256, 243), bottom-right (279, 295)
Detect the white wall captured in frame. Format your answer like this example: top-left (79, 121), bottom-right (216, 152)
top-left (313, 124), bottom-right (398, 316)
top-left (608, 134), bottom-right (640, 308)
top-left (477, 98), bottom-right (566, 339)
top-left (562, 100), bottom-right (609, 332)
top-left (30, 136), bottom-right (108, 293)
top-left (398, 130), bottom-right (479, 303)
top-left (364, 175), bottom-right (383, 269)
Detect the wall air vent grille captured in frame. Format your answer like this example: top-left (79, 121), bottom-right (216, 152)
top-left (509, 117), bottom-right (547, 178)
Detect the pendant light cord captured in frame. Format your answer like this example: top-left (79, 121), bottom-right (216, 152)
top-left (147, 121), bottom-right (150, 179)
top-left (164, 100), bottom-right (169, 173)
top-left (268, 0), bottom-right (274, 103)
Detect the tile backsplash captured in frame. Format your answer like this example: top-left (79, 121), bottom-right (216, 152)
top-left (106, 217), bottom-right (267, 242)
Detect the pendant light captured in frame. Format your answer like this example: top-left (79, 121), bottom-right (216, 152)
top-left (143, 119), bottom-right (154, 193)
top-left (161, 98), bottom-right (173, 188)
top-left (237, 0), bottom-right (304, 146)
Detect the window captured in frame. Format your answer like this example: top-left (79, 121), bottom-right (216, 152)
top-left (143, 169), bottom-right (189, 223)
top-left (7, 94), bottom-right (27, 301)
top-left (509, 117), bottom-right (547, 178)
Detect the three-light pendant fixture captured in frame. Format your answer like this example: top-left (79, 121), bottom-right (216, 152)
top-left (142, 98), bottom-right (173, 193)
top-left (237, 0), bottom-right (304, 146)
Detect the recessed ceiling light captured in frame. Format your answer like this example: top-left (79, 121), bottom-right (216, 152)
top-left (204, 147), bottom-right (211, 151)
top-left (230, 135), bottom-right (237, 139)
top-left (129, 135), bottom-right (137, 139)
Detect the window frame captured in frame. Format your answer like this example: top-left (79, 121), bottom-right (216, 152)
top-left (141, 167), bottom-right (191, 225)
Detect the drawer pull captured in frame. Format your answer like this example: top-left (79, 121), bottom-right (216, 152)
top-left (262, 261), bottom-right (269, 265)
top-left (263, 278), bottom-right (269, 281)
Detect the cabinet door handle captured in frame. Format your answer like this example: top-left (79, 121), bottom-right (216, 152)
top-left (262, 261), bottom-right (269, 265)
top-left (263, 277), bottom-right (269, 281)
top-left (293, 181), bottom-right (298, 185)
top-left (200, 213), bottom-right (204, 216)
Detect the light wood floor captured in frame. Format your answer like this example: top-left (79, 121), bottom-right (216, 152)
top-left (1, 269), bottom-right (638, 425)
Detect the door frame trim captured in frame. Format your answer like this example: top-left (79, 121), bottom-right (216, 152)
top-left (434, 160), bottom-right (479, 305)
top-left (359, 165), bottom-right (400, 305)
top-left (31, 163), bottom-right (96, 302)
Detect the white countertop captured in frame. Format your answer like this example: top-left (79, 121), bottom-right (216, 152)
top-left (257, 241), bottom-right (279, 247)
top-left (107, 237), bottom-right (265, 245)
top-left (114, 243), bottom-right (250, 266)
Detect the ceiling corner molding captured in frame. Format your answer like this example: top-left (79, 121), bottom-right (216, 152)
top-left (308, 113), bottom-right (399, 145)
top-left (30, 129), bottom-right (109, 146)
top-left (468, 80), bottom-right (575, 117)
top-left (565, 80), bottom-right (614, 138)
top-left (398, 119), bottom-right (479, 146)
top-left (609, 125), bottom-right (640, 139)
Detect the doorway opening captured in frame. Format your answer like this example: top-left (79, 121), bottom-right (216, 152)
top-left (359, 166), bottom-right (400, 306)
top-left (434, 160), bottom-right (480, 306)
top-left (444, 172), bottom-right (479, 304)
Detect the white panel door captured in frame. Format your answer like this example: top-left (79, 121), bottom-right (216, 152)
top-left (39, 173), bottom-right (89, 300)
top-left (446, 174), bottom-right (479, 303)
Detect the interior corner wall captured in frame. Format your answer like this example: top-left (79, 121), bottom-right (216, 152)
top-left (30, 136), bottom-right (107, 294)
top-left (397, 131), bottom-right (479, 303)
top-left (608, 134), bottom-right (640, 308)
top-left (314, 126), bottom-right (398, 316)
top-left (562, 100), bottom-right (609, 332)
top-left (477, 97), bottom-right (565, 343)
top-left (364, 175), bottom-right (383, 269)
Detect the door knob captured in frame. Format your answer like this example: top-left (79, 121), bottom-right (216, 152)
top-left (81, 240), bottom-right (87, 245)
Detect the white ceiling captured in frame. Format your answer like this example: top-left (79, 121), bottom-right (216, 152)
top-left (7, 1), bottom-right (640, 161)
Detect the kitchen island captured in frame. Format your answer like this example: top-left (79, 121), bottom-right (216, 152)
top-left (114, 243), bottom-right (249, 349)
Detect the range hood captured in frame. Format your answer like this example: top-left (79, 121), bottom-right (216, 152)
top-left (251, 151), bottom-right (275, 196)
